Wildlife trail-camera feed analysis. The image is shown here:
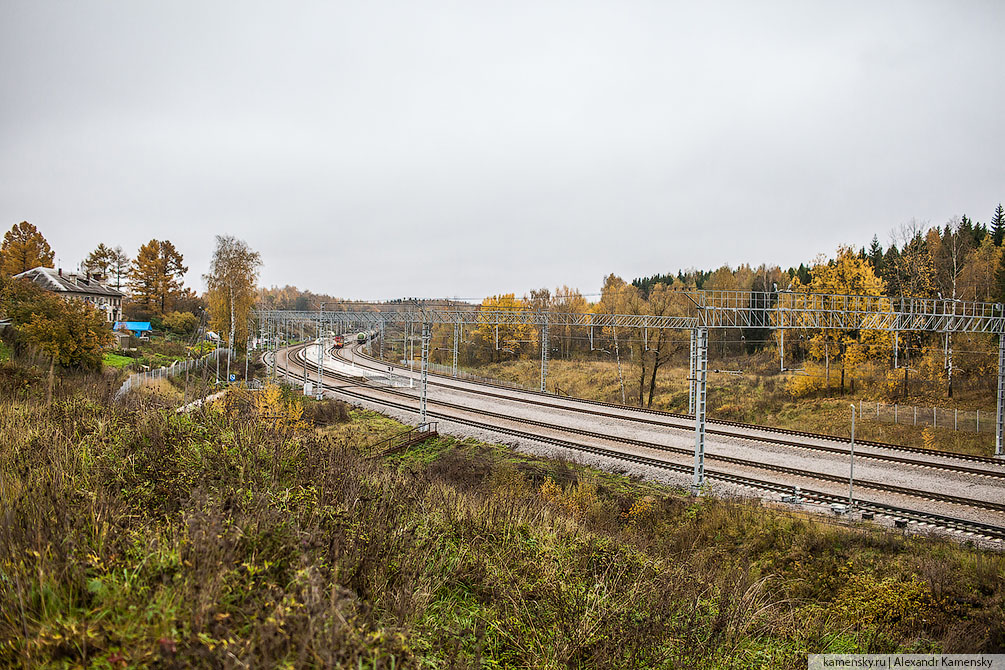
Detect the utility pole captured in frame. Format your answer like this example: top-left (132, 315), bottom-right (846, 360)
top-left (780, 330), bottom-right (785, 372)
top-left (849, 404), bottom-right (856, 508)
top-left (316, 302), bottom-right (325, 399)
top-left (540, 317), bottom-right (549, 392)
top-left (452, 323), bottom-right (459, 378)
top-left (244, 317), bottom-right (250, 383)
top-left (614, 326), bottom-right (626, 405)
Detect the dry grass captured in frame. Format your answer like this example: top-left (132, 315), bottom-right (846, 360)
top-left (1, 361), bottom-right (1003, 668)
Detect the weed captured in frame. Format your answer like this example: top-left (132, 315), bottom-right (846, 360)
top-left (1, 362), bottom-right (1003, 667)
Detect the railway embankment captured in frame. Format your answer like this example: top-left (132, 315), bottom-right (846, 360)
top-left (3, 358), bottom-right (1004, 666)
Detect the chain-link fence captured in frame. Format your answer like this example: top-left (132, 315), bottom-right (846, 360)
top-left (114, 348), bottom-right (232, 401)
top-left (856, 400), bottom-right (993, 433)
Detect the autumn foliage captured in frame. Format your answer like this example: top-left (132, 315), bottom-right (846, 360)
top-left (0, 274), bottom-right (112, 371)
top-left (0, 221), bottom-right (55, 277)
top-left (129, 239), bottom-right (188, 315)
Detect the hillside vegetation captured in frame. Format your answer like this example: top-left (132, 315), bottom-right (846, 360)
top-left (1, 361), bottom-right (1003, 668)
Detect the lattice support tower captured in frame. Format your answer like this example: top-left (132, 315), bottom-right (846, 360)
top-left (997, 334), bottom-right (1005, 458)
top-left (420, 322), bottom-right (430, 423)
top-left (316, 304), bottom-right (324, 399)
top-left (259, 288), bottom-right (1005, 463)
top-left (692, 328), bottom-right (709, 492)
top-left (688, 329), bottom-right (697, 415)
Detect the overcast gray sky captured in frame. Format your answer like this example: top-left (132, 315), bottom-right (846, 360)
top-left (2, 1), bottom-right (1003, 300)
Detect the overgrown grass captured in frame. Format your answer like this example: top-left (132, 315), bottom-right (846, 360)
top-left (102, 352), bottom-right (134, 369)
top-left (1, 367), bottom-right (1003, 668)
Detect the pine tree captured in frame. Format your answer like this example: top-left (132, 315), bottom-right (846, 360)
top-left (959, 215), bottom-right (977, 246)
top-left (84, 243), bottom-right (115, 276)
top-left (992, 204), bottom-right (1005, 246)
top-left (128, 239), bottom-right (188, 315)
top-left (867, 235), bottom-right (884, 272)
top-left (85, 243), bottom-right (131, 289)
top-left (796, 263), bottom-right (811, 285)
top-left (994, 247), bottom-right (1005, 304)
top-left (881, 245), bottom-right (901, 295)
top-left (1, 221), bottom-right (55, 277)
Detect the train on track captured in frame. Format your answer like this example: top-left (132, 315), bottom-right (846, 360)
top-left (326, 330), bottom-right (377, 349)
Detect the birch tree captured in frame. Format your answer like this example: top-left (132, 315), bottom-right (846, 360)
top-left (205, 236), bottom-right (262, 380)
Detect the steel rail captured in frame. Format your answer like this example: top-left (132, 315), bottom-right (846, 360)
top-left (321, 348), bottom-right (1005, 512)
top-left (277, 344), bottom-right (1005, 540)
top-left (349, 345), bottom-right (1005, 474)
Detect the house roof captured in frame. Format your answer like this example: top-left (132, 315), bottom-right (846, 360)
top-left (14, 267), bottom-right (125, 298)
top-left (114, 321), bottom-right (152, 332)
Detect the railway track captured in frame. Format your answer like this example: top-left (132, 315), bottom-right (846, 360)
top-left (344, 346), bottom-right (1005, 480)
top-left (325, 348), bottom-right (1005, 513)
top-left (350, 346), bottom-right (1002, 466)
top-left (276, 343), bottom-right (1005, 541)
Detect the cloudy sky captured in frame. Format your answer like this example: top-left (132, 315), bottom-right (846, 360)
top-left (2, 2), bottom-right (1003, 300)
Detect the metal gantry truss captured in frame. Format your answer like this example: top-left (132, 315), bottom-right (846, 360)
top-left (257, 289), bottom-right (1005, 489)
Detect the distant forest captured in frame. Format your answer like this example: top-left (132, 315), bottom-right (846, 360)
top-left (632, 205), bottom-right (1005, 303)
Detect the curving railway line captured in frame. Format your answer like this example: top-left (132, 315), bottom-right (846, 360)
top-left (347, 344), bottom-right (1005, 479)
top-left (272, 342), bottom-right (1005, 541)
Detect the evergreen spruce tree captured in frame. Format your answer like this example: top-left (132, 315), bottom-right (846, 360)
top-left (881, 245), bottom-right (901, 295)
top-left (959, 215), bottom-right (977, 246)
top-left (867, 235), bottom-right (884, 272)
top-left (992, 204), bottom-right (1005, 246)
top-left (796, 263), bottom-right (811, 285)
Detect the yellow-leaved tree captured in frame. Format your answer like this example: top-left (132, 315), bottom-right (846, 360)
top-left (793, 246), bottom-right (891, 396)
top-left (205, 235), bottom-right (262, 382)
top-left (129, 239), bottom-right (188, 315)
top-left (595, 274), bottom-right (648, 405)
top-left (470, 294), bottom-right (535, 363)
top-left (2, 275), bottom-right (112, 403)
top-left (1, 221), bottom-right (55, 277)
top-left (550, 286), bottom-right (588, 360)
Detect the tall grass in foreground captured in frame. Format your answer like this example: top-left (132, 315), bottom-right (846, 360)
top-left (0, 363), bottom-right (1003, 667)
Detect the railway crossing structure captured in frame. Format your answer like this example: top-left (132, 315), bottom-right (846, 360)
top-left (256, 289), bottom-right (1005, 491)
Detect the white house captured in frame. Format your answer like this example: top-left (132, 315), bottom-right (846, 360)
top-left (13, 267), bottom-right (126, 322)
